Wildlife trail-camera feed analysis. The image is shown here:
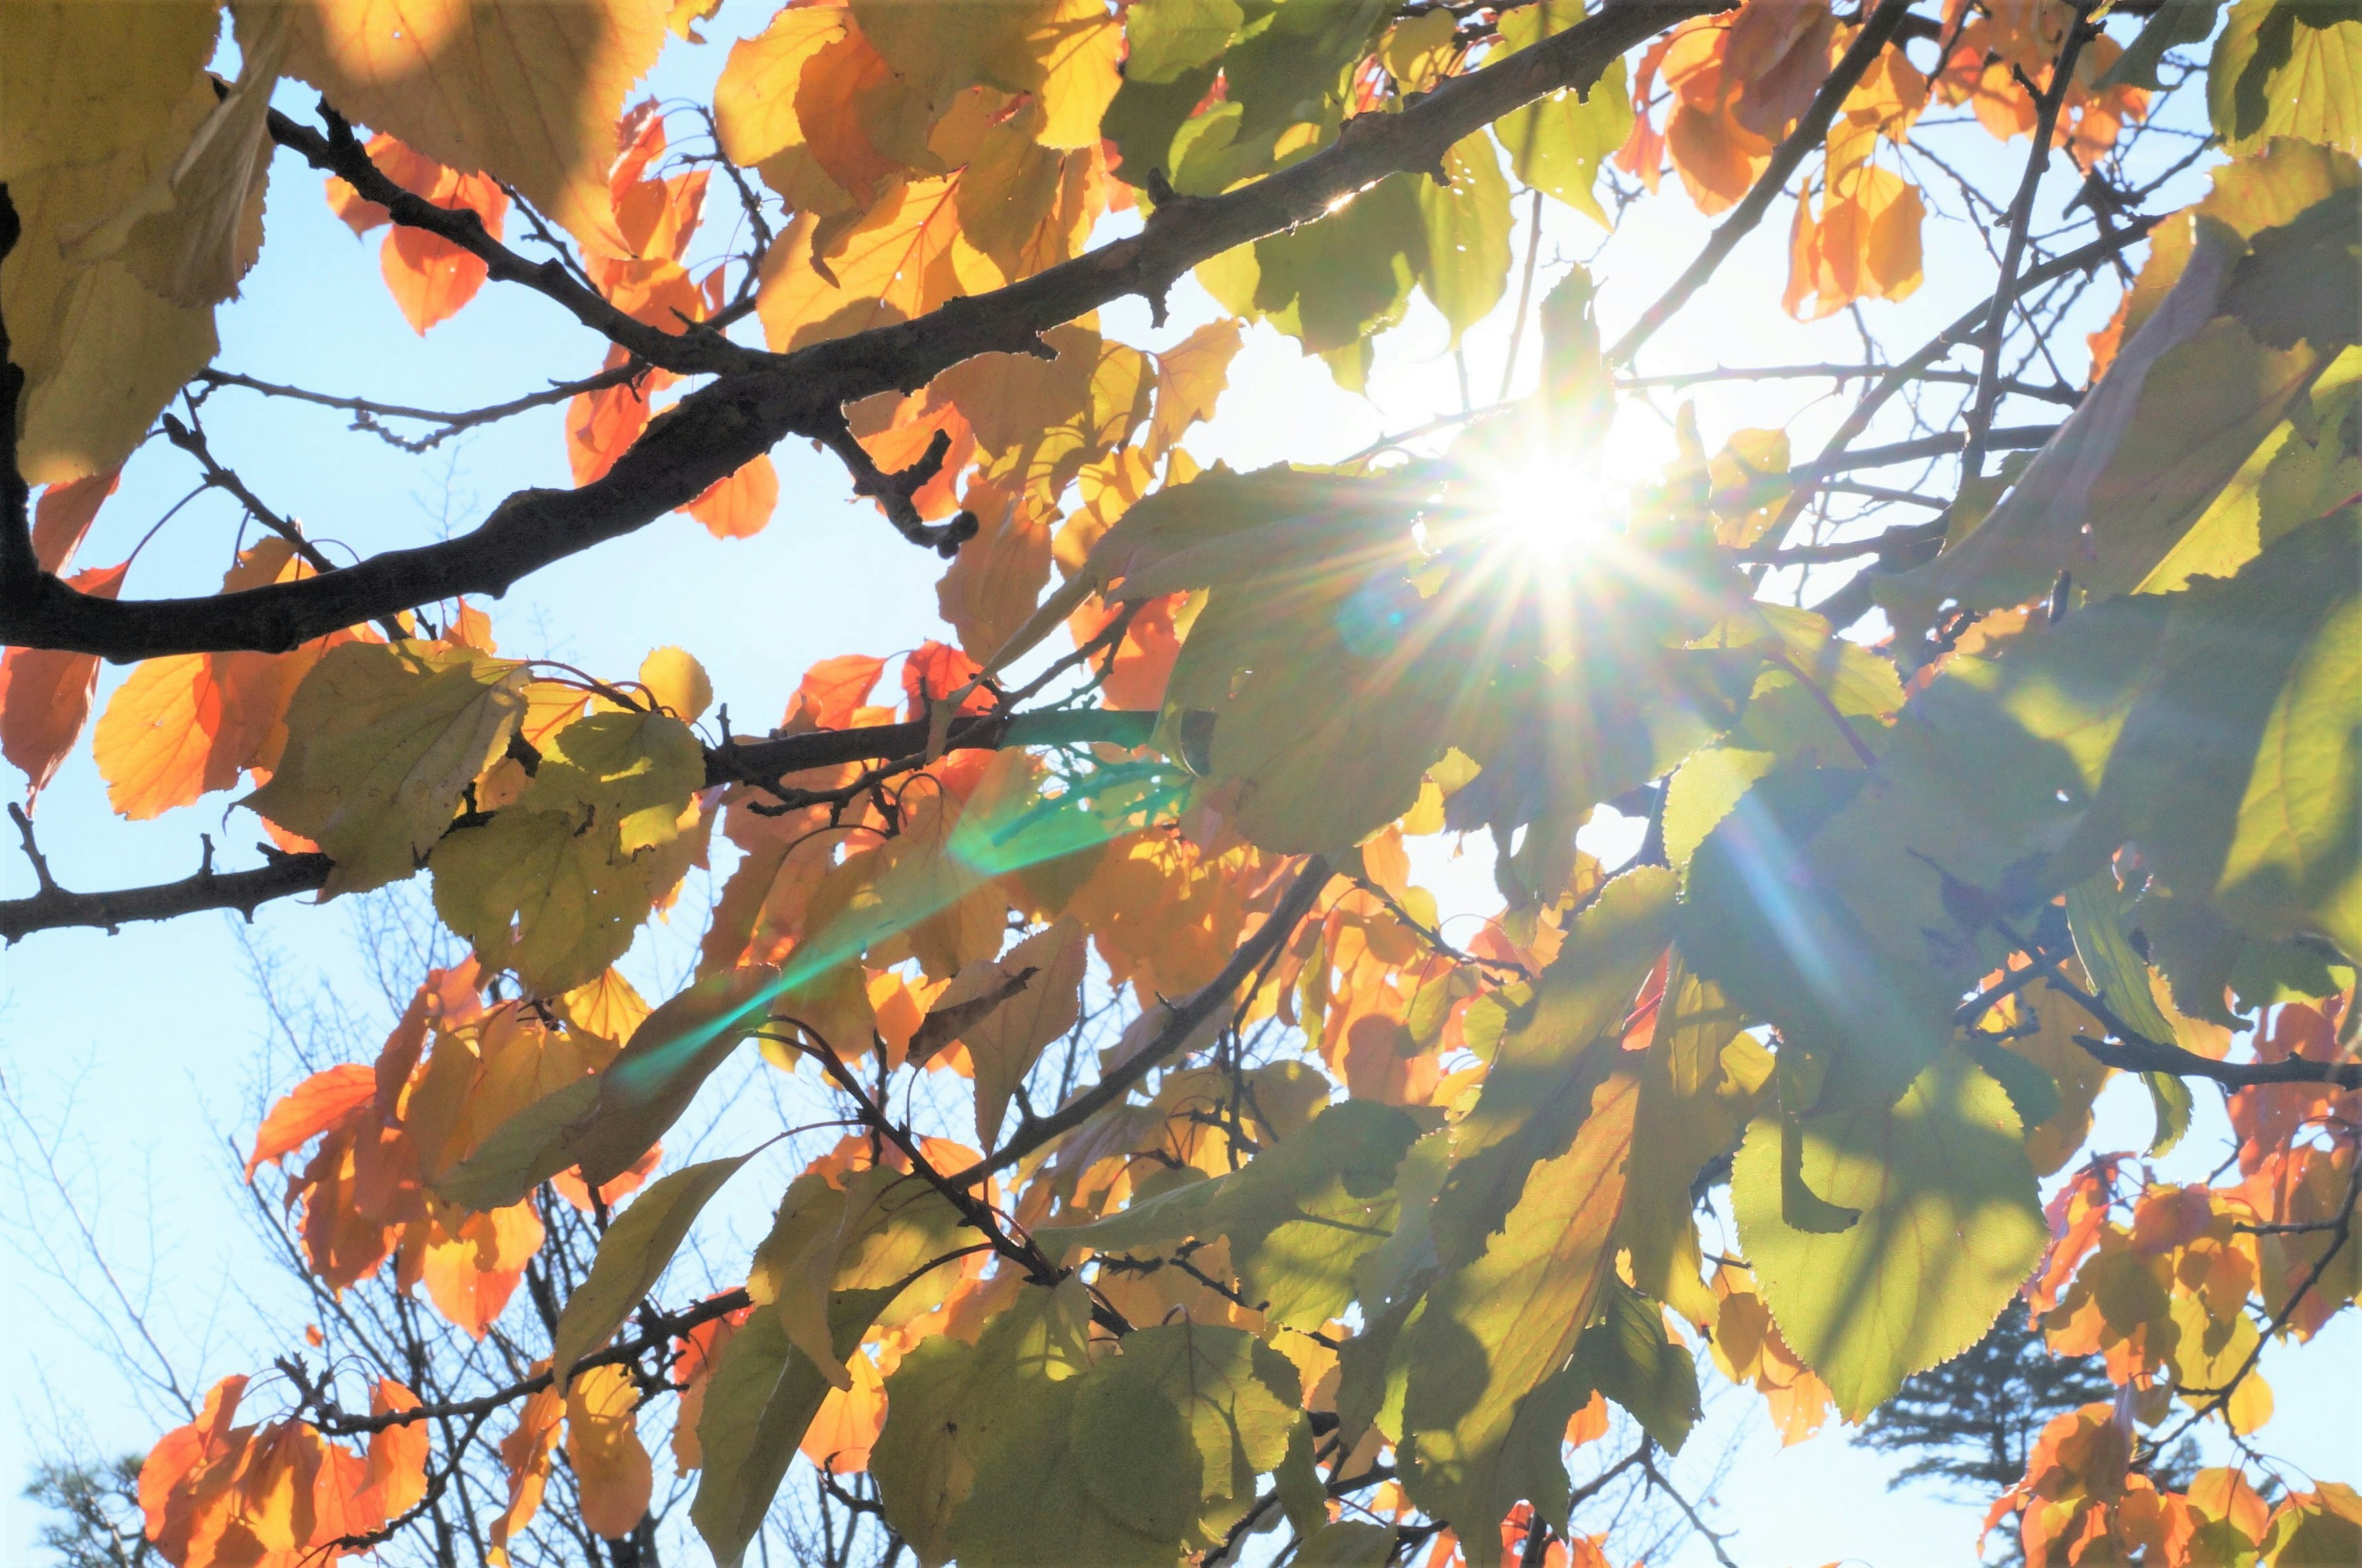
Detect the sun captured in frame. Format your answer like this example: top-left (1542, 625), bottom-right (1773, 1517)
top-left (1479, 456), bottom-right (1623, 563)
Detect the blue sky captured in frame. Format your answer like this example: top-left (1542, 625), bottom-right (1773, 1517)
top-left (2, 8), bottom-right (2354, 1565)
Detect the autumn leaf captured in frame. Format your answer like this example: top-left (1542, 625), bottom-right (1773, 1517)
top-left (0, 561), bottom-right (127, 802)
top-left (270, 0), bottom-right (670, 255)
top-left (686, 453), bottom-right (781, 539)
top-left (567, 1364), bottom-right (655, 1538)
top-left (249, 641), bottom-right (530, 897)
top-left (1733, 1051), bottom-right (2049, 1420)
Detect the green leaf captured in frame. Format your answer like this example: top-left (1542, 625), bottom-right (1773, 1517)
top-left (428, 806), bottom-right (667, 994)
top-left (749, 1166), bottom-right (977, 1382)
top-left (1573, 1280), bottom-right (1700, 1454)
top-left (691, 1283), bottom-right (902, 1568)
top-left (1494, 52), bottom-right (1631, 227)
top-left (2102, 0), bottom-right (2222, 90)
top-left (1904, 169), bottom-right (2358, 611)
top-left (577, 966), bottom-right (785, 1184)
top-left (432, 967), bottom-right (781, 1211)
top-left (551, 1153), bottom-right (755, 1385)
top-left (876, 1279), bottom-right (1097, 1568)
top-left (2064, 871), bottom-right (2193, 1154)
top-left (1049, 1099), bottom-right (1420, 1327)
top-left (1246, 172), bottom-right (1426, 354)
top-left (1679, 771), bottom-right (1969, 1103)
top-left (1104, 63), bottom-right (1220, 190)
top-left (1401, 1038), bottom-right (1641, 1564)
top-left (2077, 511), bottom-right (2362, 966)
top-left (245, 640), bottom-right (528, 898)
top-left (1958, 1033), bottom-right (2063, 1136)
top-left (432, 1075), bottom-right (602, 1212)
top-left (1618, 956), bottom-right (1767, 1326)
top-left (1298, 1521), bottom-right (1400, 1566)
top-left (1274, 1417), bottom-right (1326, 1535)
top-left (1415, 133), bottom-right (1511, 346)
top-left (1732, 1051), bottom-right (2048, 1420)
top-left (2211, 0), bottom-right (2362, 156)
top-left (1123, 0), bottom-right (1243, 84)
top-left (1071, 1323), bottom-right (1304, 1550)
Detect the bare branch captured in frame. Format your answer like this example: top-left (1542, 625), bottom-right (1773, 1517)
top-left (195, 364), bottom-right (647, 455)
top-left (1960, 6), bottom-right (2098, 485)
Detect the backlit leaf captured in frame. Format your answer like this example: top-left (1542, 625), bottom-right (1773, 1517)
top-left (249, 642), bottom-right (530, 897)
top-left (1732, 1050), bottom-right (2048, 1420)
top-left (565, 1363), bottom-right (654, 1538)
top-left (271, 0), bottom-right (670, 254)
top-left (551, 1153), bottom-right (756, 1384)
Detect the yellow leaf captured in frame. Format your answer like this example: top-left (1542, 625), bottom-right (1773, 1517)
top-left (714, 4), bottom-right (849, 168)
top-left (757, 175), bottom-right (971, 350)
top-left (268, 0), bottom-right (670, 255)
top-left (430, 806), bottom-right (664, 995)
top-left (1145, 319), bottom-right (1243, 460)
top-left (967, 917), bottom-right (1088, 1146)
top-left (566, 1364), bottom-right (654, 1538)
top-left (1, 6), bottom-right (222, 482)
top-left (637, 646), bottom-right (713, 723)
top-left (936, 487), bottom-right (1054, 661)
top-left (64, 6), bottom-right (285, 308)
top-left (248, 641), bottom-right (531, 897)
top-left (556, 968), bottom-right (653, 1052)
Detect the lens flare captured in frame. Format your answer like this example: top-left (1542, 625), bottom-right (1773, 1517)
top-left (1479, 457), bottom-right (1623, 563)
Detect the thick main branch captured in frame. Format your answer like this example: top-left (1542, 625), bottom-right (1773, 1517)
top-left (0, 0), bottom-right (1722, 662)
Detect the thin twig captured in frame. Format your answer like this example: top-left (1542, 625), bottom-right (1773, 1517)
top-left (1498, 188), bottom-right (1548, 402)
top-left (1609, 0), bottom-right (1919, 365)
top-left (952, 857), bottom-right (1333, 1186)
top-left (1958, 4), bottom-right (2096, 486)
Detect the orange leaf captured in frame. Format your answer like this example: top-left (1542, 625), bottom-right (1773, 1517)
top-left (92, 645), bottom-right (291, 820)
top-left (799, 1344), bottom-right (887, 1474)
top-left (490, 1385), bottom-right (564, 1564)
top-left (381, 226), bottom-right (493, 335)
top-left (140, 1375), bottom-right (249, 1565)
top-left (1783, 163), bottom-right (1925, 319)
top-left (31, 467), bottom-right (121, 573)
top-left (335, 135), bottom-right (511, 333)
top-left (276, 0), bottom-right (664, 256)
top-left (420, 1199), bottom-right (546, 1338)
top-left (247, 1064), bottom-right (380, 1181)
top-left (901, 639), bottom-right (992, 718)
top-left (365, 1379), bottom-right (429, 1522)
top-left (684, 452), bottom-right (780, 539)
top-left (0, 560), bottom-right (127, 800)
top-left (566, 1363), bottom-right (654, 1538)
top-left (1067, 591), bottom-right (1182, 712)
top-left (793, 28), bottom-right (901, 207)
top-left (757, 173), bottom-right (976, 351)
top-left (792, 653), bottom-right (888, 730)
top-left (1146, 319), bottom-right (1243, 459)
top-left (936, 487), bottom-right (1052, 660)
top-left (567, 346), bottom-right (672, 486)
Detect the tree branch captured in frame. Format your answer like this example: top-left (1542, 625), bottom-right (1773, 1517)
top-left (270, 105), bottom-right (753, 379)
top-left (953, 855), bottom-right (1334, 1186)
top-left (0, 0), bottom-right (1722, 662)
top-left (0, 802), bottom-right (333, 944)
top-left (1960, 7), bottom-right (2096, 486)
top-left (195, 363), bottom-right (649, 455)
top-left (1608, 0), bottom-right (1919, 366)
top-left (0, 707), bottom-right (1155, 942)
top-left (1997, 920), bottom-right (2362, 1090)
top-left (1761, 215), bottom-right (2161, 551)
